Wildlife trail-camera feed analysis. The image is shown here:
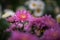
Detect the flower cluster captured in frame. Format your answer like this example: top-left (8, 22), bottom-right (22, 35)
top-left (25, 0), bottom-right (45, 17)
top-left (6, 10), bottom-right (60, 40)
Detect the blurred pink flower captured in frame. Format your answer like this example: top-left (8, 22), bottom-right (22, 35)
top-left (15, 10), bottom-right (34, 22)
top-left (40, 28), bottom-right (60, 40)
top-left (8, 31), bottom-right (40, 40)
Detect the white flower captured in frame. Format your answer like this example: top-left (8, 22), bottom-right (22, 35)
top-left (33, 8), bottom-right (44, 17)
top-left (28, 1), bottom-right (39, 10)
top-left (56, 14), bottom-right (60, 23)
top-left (16, 6), bottom-right (26, 10)
top-left (25, 0), bottom-right (40, 10)
top-left (38, 1), bottom-right (45, 10)
top-left (2, 9), bottom-right (15, 18)
top-left (25, 0), bottom-right (45, 10)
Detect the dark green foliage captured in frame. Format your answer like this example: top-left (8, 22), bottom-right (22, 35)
top-left (0, 19), bottom-right (10, 40)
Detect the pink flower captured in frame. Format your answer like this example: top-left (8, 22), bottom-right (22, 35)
top-left (15, 10), bottom-right (34, 22)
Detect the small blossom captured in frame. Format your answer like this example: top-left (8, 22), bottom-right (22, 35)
top-left (33, 8), bottom-right (44, 17)
top-left (15, 10), bottom-right (34, 22)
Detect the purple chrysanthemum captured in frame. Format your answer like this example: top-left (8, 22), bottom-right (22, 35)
top-left (28, 15), bottom-right (59, 29)
top-left (27, 15), bottom-right (59, 29)
top-left (42, 15), bottom-right (59, 28)
top-left (40, 28), bottom-right (60, 40)
top-left (8, 31), bottom-right (40, 40)
top-left (30, 18), bottom-right (46, 29)
top-left (23, 15), bottom-right (59, 37)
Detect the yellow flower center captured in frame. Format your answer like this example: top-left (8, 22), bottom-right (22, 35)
top-left (57, 17), bottom-right (60, 23)
top-left (20, 14), bottom-right (27, 19)
top-left (36, 9), bottom-right (41, 13)
top-left (32, 3), bottom-right (36, 7)
top-left (41, 30), bottom-right (44, 32)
